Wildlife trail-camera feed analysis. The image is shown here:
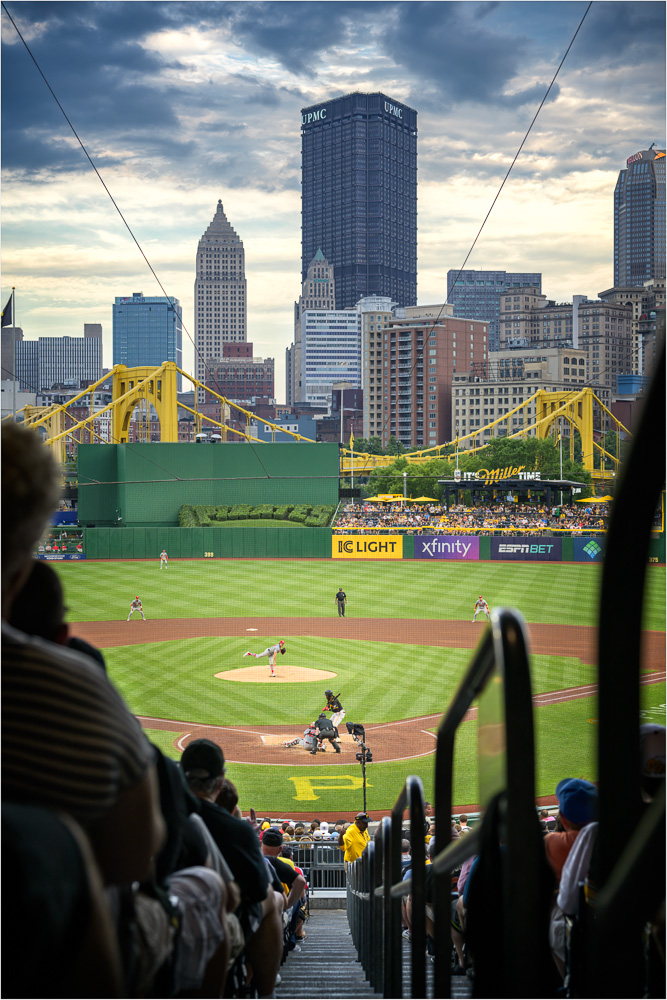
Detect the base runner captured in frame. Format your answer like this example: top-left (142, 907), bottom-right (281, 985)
top-left (284, 724), bottom-right (323, 752)
top-left (472, 595), bottom-right (490, 623)
top-left (243, 639), bottom-right (286, 678)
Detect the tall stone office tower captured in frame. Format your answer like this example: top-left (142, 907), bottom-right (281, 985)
top-left (300, 92), bottom-right (417, 310)
top-left (194, 201), bottom-right (247, 393)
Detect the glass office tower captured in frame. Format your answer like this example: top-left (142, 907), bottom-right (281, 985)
top-left (113, 292), bottom-right (183, 390)
top-left (301, 92), bottom-right (417, 310)
top-left (614, 147), bottom-right (666, 288)
top-left (446, 269), bottom-right (543, 352)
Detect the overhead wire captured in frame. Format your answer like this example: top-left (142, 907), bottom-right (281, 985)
top-left (1, 0), bottom-right (274, 482)
top-left (357, 0), bottom-right (594, 475)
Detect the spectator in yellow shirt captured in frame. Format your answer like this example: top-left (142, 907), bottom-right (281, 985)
top-left (339, 813), bottom-right (371, 863)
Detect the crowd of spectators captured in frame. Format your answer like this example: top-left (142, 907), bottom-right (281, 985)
top-left (333, 500), bottom-right (608, 535)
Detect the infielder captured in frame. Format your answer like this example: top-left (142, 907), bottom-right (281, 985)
top-left (284, 724), bottom-right (323, 753)
top-left (324, 690), bottom-right (346, 734)
top-left (244, 639), bottom-right (286, 678)
top-left (160, 548), bottom-right (168, 569)
top-left (472, 595), bottom-right (490, 623)
top-left (127, 596), bottom-right (146, 621)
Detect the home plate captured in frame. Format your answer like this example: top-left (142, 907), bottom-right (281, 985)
top-left (215, 665), bottom-right (337, 683)
top-left (246, 628), bottom-right (258, 631)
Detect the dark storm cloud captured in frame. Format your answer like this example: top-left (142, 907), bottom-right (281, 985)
top-left (565, 1), bottom-right (667, 67)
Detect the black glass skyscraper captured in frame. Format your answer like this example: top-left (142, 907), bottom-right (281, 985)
top-left (301, 92), bottom-right (417, 309)
top-left (614, 147), bottom-right (666, 287)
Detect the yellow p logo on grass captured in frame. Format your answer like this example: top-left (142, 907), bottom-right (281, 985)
top-left (288, 775), bottom-right (371, 801)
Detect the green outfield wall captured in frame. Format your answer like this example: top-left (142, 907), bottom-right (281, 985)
top-left (78, 526), bottom-right (664, 562)
top-left (77, 443), bottom-right (339, 527)
top-left (83, 525), bottom-right (332, 560)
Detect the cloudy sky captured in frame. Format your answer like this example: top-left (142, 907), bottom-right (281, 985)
top-left (2, 0), bottom-right (665, 400)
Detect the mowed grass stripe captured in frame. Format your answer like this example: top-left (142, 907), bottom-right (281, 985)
top-left (57, 558), bottom-right (665, 629)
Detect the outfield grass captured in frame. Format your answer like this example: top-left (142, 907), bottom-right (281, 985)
top-left (57, 558), bottom-right (666, 629)
top-left (55, 557), bottom-right (665, 812)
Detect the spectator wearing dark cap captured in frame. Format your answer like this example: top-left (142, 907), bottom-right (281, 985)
top-left (180, 739), bottom-right (283, 1000)
top-left (544, 778), bottom-right (598, 881)
top-left (339, 813), bottom-right (371, 864)
top-left (261, 828), bottom-right (307, 915)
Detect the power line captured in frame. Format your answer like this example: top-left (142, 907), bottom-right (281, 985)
top-left (363, 1), bottom-right (594, 472)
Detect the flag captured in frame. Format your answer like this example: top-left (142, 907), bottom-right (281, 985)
top-left (1, 291), bottom-right (14, 328)
top-left (349, 429), bottom-right (354, 450)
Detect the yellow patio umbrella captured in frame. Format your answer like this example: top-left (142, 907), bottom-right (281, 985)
top-left (575, 496), bottom-right (612, 503)
top-left (407, 495), bottom-right (439, 502)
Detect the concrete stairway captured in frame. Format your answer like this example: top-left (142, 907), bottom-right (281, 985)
top-left (275, 909), bottom-right (380, 999)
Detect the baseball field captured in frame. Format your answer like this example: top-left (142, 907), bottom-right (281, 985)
top-left (55, 557), bottom-right (666, 817)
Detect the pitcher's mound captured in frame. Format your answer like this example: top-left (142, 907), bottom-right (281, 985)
top-left (215, 664), bottom-right (337, 683)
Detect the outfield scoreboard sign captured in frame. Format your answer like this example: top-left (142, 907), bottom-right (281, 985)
top-left (333, 536), bottom-right (403, 559)
top-left (491, 537), bottom-right (561, 562)
top-left (415, 536), bottom-right (479, 560)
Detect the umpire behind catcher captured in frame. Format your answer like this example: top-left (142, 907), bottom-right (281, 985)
top-left (313, 714), bottom-right (341, 754)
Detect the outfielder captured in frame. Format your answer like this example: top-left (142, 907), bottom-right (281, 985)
top-left (472, 595), bottom-right (490, 623)
top-left (244, 639), bottom-right (286, 678)
top-left (324, 690), bottom-right (346, 734)
top-left (127, 596), bottom-right (146, 621)
top-left (160, 549), bottom-right (168, 569)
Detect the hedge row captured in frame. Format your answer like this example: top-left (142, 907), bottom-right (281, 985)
top-left (177, 504), bottom-right (335, 527)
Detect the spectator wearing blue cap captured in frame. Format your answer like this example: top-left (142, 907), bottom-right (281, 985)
top-left (544, 778), bottom-right (598, 882)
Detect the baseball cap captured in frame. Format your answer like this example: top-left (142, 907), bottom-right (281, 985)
top-left (555, 778), bottom-right (598, 827)
top-left (355, 812), bottom-right (370, 824)
top-left (181, 739), bottom-right (225, 779)
top-left (262, 827), bottom-right (284, 847)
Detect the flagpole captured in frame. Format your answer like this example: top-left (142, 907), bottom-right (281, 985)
top-left (11, 287), bottom-right (16, 420)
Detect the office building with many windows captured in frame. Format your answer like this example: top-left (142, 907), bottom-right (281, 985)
top-left (288, 249), bottom-right (336, 405)
top-left (301, 92), bottom-right (417, 310)
top-left (446, 269), bottom-right (542, 351)
top-left (113, 291), bottom-right (182, 390)
top-left (194, 201), bottom-right (247, 394)
top-left (614, 147), bottom-right (666, 287)
top-left (15, 328), bottom-right (103, 394)
top-left (300, 309), bottom-right (361, 407)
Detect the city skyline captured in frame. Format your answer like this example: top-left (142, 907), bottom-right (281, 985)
top-left (1, 1), bottom-right (665, 402)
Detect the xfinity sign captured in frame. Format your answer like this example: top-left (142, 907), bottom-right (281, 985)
top-left (415, 536), bottom-right (479, 561)
top-left (302, 107), bottom-right (327, 125)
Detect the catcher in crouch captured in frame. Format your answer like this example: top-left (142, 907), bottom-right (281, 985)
top-left (243, 639), bottom-right (286, 678)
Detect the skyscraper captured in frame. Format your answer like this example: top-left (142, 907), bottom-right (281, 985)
top-left (194, 201), bottom-right (247, 392)
top-left (447, 269), bottom-right (542, 351)
top-left (614, 147), bottom-right (666, 287)
top-left (112, 292), bottom-right (183, 390)
top-left (301, 92), bottom-right (417, 310)
top-left (16, 330), bottom-right (102, 393)
top-left (287, 248), bottom-right (336, 404)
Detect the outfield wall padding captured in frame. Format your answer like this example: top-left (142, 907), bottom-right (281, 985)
top-left (77, 443), bottom-right (339, 527)
top-left (84, 526), bottom-right (332, 560)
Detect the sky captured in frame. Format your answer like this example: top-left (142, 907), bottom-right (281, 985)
top-left (1, 0), bottom-right (665, 402)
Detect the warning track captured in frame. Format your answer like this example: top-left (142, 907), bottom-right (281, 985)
top-left (72, 616), bottom-right (666, 766)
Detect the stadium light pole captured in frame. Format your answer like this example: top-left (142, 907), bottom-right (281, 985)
top-left (559, 418), bottom-right (563, 505)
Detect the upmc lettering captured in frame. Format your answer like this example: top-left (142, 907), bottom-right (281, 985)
top-left (302, 108), bottom-right (327, 125)
top-left (384, 101), bottom-right (402, 119)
